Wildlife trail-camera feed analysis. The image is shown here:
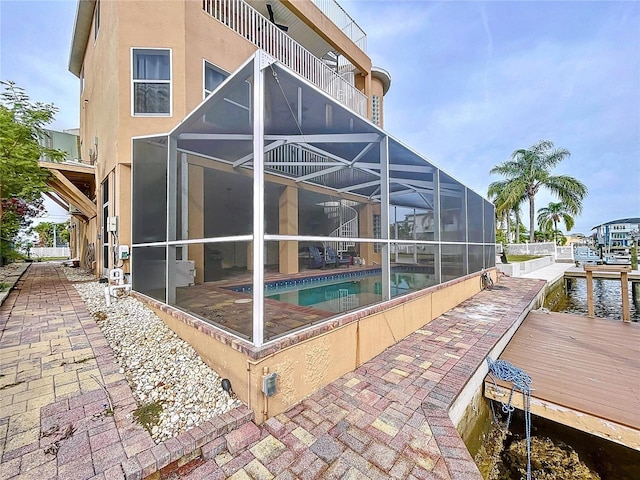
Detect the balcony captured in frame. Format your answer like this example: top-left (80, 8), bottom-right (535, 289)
top-left (202, 0), bottom-right (367, 116)
top-left (310, 0), bottom-right (367, 51)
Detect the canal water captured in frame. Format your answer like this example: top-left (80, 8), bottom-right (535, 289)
top-left (547, 277), bottom-right (640, 321)
top-left (474, 408), bottom-right (640, 479)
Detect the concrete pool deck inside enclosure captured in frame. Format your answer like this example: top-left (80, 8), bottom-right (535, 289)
top-left (135, 267), bottom-right (505, 422)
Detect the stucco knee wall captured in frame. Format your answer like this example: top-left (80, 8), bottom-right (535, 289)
top-left (144, 270), bottom-right (494, 422)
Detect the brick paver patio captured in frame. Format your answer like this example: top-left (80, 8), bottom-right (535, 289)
top-left (0, 263), bottom-right (545, 479)
top-left (180, 274), bottom-right (545, 479)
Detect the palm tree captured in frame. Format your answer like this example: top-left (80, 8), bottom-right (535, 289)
top-left (537, 202), bottom-right (575, 245)
top-left (489, 140), bottom-right (587, 243)
top-left (488, 183), bottom-right (526, 243)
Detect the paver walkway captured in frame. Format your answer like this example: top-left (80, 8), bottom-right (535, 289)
top-left (0, 264), bottom-right (152, 480)
top-left (1, 264), bottom-right (545, 479)
top-left (180, 275), bottom-right (545, 479)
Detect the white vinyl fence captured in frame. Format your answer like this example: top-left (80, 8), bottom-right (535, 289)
top-left (505, 242), bottom-right (556, 257)
top-left (30, 247), bottom-right (70, 258)
top-left (501, 242), bottom-right (575, 262)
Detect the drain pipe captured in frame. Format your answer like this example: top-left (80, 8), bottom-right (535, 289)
top-left (262, 366), bottom-right (269, 422)
top-left (246, 360), bottom-right (252, 410)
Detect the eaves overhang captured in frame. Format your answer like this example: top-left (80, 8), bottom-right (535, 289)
top-left (40, 160), bottom-right (97, 218)
top-left (69, 0), bottom-right (96, 77)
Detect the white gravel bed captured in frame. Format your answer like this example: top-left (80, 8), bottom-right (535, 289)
top-left (61, 265), bottom-right (97, 282)
top-left (73, 281), bottom-right (241, 442)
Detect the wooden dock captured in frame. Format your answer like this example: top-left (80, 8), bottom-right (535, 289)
top-left (564, 265), bottom-right (640, 281)
top-left (484, 311), bottom-right (640, 450)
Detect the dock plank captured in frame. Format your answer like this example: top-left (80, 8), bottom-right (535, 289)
top-left (487, 311), bottom-right (640, 430)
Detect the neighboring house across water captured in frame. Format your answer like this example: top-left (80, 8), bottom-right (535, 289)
top-left (39, 0), bottom-right (497, 419)
top-left (564, 233), bottom-right (589, 246)
top-left (592, 218), bottom-right (640, 252)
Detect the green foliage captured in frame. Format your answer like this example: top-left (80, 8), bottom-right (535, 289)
top-left (0, 81), bottom-right (64, 263)
top-left (29, 221), bottom-right (70, 247)
top-left (489, 140), bottom-right (587, 243)
top-left (133, 401), bottom-right (163, 433)
top-left (537, 202), bottom-right (574, 245)
top-left (507, 254), bottom-right (542, 262)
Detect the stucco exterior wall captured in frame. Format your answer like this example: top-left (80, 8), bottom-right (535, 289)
top-left (75, 0), bottom-right (383, 275)
top-left (144, 270), bottom-right (496, 422)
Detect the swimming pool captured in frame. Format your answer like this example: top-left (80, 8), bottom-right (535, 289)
top-left (228, 267), bottom-right (436, 313)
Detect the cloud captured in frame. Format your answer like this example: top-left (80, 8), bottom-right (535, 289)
top-left (361, 0), bottom-right (639, 231)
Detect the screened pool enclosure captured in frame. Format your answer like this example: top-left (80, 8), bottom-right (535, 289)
top-left (132, 51), bottom-right (495, 347)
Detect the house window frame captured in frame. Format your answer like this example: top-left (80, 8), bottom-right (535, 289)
top-left (203, 59), bottom-right (229, 99)
top-left (131, 48), bottom-right (172, 117)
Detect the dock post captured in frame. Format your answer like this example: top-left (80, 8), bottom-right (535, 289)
top-left (621, 271), bottom-right (630, 322)
top-left (586, 269), bottom-right (594, 317)
top-left (584, 264), bottom-right (632, 321)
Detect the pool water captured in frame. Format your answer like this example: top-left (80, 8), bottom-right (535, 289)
top-left (265, 270), bottom-right (436, 313)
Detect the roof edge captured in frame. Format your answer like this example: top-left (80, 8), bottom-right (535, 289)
top-left (68, 0), bottom-right (96, 77)
top-left (590, 217), bottom-right (640, 230)
top-left (371, 66), bottom-right (391, 95)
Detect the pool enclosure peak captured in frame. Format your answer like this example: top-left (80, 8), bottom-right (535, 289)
top-left (132, 50), bottom-right (495, 347)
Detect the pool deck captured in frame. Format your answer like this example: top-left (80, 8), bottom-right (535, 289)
top-left (174, 264), bottom-right (432, 341)
top-left (1, 264), bottom-right (546, 479)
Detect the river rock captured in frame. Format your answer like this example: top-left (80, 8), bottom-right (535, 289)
top-left (72, 280), bottom-right (242, 443)
top-left (505, 436), bottom-right (600, 480)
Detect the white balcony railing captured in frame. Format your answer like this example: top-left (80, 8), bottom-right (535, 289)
top-left (310, 0), bottom-right (367, 51)
top-left (202, 0), bottom-right (367, 117)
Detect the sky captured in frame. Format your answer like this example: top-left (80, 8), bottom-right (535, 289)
top-left (1, 0), bottom-right (639, 234)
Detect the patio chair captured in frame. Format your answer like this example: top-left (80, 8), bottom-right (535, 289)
top-left (325, 246), bottom-right (350, 268)
top-left (308, 246), bottom-right (325, 269)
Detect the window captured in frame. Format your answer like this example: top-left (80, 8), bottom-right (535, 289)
top-left (372, 95), bottom-right (380, 126)
top-left (373, 214), bottom-right (381, 252)
top-left (80, 67), bottom-right (85, 94)
top-left (203, 61), bottom-right (229, 98)
top-left (94, 0), bottom-right (100, 41)
top-left (132, 49), bottom-right (171, 116)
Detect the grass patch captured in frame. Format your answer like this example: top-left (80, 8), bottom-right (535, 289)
top-left (133, 401), bottom-right (163, 433)
top-left (506, 254), bottom-right (542, 262)
top-left (0, 282), bottom-right (8, 292)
